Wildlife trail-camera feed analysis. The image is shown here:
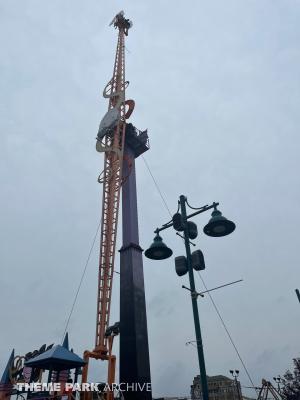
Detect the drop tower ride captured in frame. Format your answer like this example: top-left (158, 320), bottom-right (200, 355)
top-left (82, 11), bottom-right (152, 400)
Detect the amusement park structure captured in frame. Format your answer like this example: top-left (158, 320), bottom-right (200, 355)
top-left (81, 10), bottom-right (151, 400)
top-left (257, 379), bottom-right (283, 400)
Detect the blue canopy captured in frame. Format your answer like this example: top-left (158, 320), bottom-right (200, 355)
top-left (24, 345), bottom-right (85, 371)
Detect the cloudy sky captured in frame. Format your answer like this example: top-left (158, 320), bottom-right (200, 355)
top-left (1, 0), bottom-right (300, 398)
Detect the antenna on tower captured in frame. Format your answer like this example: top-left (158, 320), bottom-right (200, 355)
top-left (109, 11), bottom-right (123, 26)
top-left (109, 11), bottom-right (132, 35)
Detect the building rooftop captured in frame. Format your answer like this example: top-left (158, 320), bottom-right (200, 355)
top-left (193, 375), bottom-right (233, 382)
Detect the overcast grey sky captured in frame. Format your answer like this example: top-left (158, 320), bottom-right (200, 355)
top-left (1, 0), bottom-right (300, 398)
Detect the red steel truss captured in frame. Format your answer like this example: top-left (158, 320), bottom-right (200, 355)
top-left (82, 13), bottom-right (134, 398)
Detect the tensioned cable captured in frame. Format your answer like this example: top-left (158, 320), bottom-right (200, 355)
top-left (61, 218), bottom-right (102, 343)
top-left (196, 271), bottom-right (258, 394)
top-left (142, 155), bottom-right (172, 218)
top-left (142, 155), bottom-right (257, 394)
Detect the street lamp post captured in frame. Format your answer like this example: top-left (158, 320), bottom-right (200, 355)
top-left (230, 370), bottom-right (241, 400)
top-left (180, 195), bottom-right (209, 400)
top-left (145, 195), bottom-right (236, 400)
top-left (273, 376), bottom-right (283, 394)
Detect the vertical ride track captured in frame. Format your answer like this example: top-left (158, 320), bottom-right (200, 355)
top-left (82, 13), bottom-right (133, 395)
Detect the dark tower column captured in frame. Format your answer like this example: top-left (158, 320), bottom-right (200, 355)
top-left (119, 125), bottom-right (151, 400)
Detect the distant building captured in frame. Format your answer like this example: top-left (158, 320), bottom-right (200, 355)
top-left (154, 397), bottom-right (188, 400)
top-left (154, 398), bottom-right (188, 400)
top-left (191, 375), bottom-right (242, 400)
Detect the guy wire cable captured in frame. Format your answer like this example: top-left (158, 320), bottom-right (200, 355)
top-left (61, 217), bottom-right (102, 343)
top-left (142, 155), bottom-right (172, 218)
top-left (196, 271), bottom-right (258, 394)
